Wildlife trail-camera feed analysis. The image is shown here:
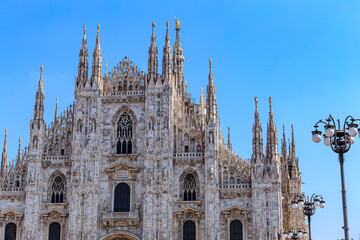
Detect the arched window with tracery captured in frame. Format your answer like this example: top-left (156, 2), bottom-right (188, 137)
top-left (183, 220), bottom-right (196, 240)
top-left (116, 113), bottom-right (133, 154)
top-left (230, 220), bottom-right (243, 240)
top-left (114, 182), bottom-right (130, 212)
top-left (50, 174), bottom-right (66, 203)
top-left (183, 173), bottom-right (197, 201)
top-left (4, 223), bottom-right (17, 240)
top-left (48, 222), bottom-right (61, 240)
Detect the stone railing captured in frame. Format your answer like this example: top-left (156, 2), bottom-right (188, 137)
top-left (42, 155), bottom-right (71, 168)
top-left (173, 152), bottom-right (205, 166)
top-left (221, 183), bottom-right (251, 189)
top-left (220, 183), bottom-right (252, 199)
top-left (101, 211), bottom-right (140, 228)
top-left (0, 187), bottom-right (24, 192)
top-left (104, 90), bottom-right (144, 97)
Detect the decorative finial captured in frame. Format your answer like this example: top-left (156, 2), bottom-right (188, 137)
top-left (269, 96), bottom-right (272, 111)
top-left (166, 21), bottom-right (169, 30)
top-left (152, 22), bottom-right (155, 28)
top-left (39, 65), bottom-right (44, 88)
top-left (209, 58), bottom-right (212, 69)
top-left (5, 128), bottom-right (7, 136)
top-left (83, 25), bottom-right (86, 36)
top-left (174, 16), bottom-right (180, 30)
top-left (255, 97), bottom-right (258, 111)
top-left (97, 24), bottom-right (100, 35)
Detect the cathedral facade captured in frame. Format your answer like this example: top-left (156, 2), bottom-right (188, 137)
top-left (0, 21), bottom-right (305, 240)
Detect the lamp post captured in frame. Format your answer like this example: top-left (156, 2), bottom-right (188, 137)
top-left (292, 194), bottom-right (325, 240)
top-left (312, 115), bottom-right (358, 240)
top-left (282, 228), bottom-right (308, 240)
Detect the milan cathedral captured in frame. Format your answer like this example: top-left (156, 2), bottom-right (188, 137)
top-left (0, 20), bottom-right (306, 240)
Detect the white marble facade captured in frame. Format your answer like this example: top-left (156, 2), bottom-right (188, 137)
top-left (0, 21), bottom-right (306, 240)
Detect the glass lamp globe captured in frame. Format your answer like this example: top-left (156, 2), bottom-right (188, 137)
top-left (303, 232), bottom-right (308, 237)
top-left (283, 233), bottom-right (288, 238)
top-left (298, 201), bottom-right (304, 208)
top-left (298, 231), bottom-right (303, 237)
top-left (350, 137), bottom-right (355, 145)
top-left (288, 232), bottom-right (293, 237)
top-left (320, 201), bottom-right (325, 208)
top-left (314, 200), bottom-right (320, 207)
top-left (325, 127), bottom-right (335, 137)
top-left (312, 133), bottom-right (322, 143)
top-left (349, 127), bottom-right (358, 137)
top-left (324, 137), bottom-right (331, 146)
top-left (292, 202), bottom-right (298, 209)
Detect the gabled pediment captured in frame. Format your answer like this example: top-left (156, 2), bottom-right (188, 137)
top-left (105, 161), bottom-right (140, 172)
top-left (0, 209), bottom-right (24, 218)
top-left (176, 206), bottom-right (203, 215)
top-left (221, 205), bottom-right (250, 214)
top-left (41, 207), bottom-right (68, 219)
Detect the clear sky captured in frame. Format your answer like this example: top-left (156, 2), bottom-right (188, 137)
top-left (1, 1), bottom-right (360, 239)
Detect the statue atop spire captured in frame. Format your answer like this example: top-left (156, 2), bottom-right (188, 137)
top-left (77, 25), bottom-right (89, 88)
top-left (266, 96), bottom-right (278, 164)
top-left (162, 21), bottom-right (172, 81)
top-left (175, 17), bottom-right (181, 30)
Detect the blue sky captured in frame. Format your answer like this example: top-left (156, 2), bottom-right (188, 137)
top-left (1, 0), bottom-right (360, 239)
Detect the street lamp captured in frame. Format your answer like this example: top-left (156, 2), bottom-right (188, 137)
top-left (312, 115), bottom-right (358, 240)
top-left (282, 228), bottom-right (308, 240)
top-left (292, 194), bottom-right (325, 240)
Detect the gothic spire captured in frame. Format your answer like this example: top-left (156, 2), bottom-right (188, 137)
top-left (281, 124), bottom-right (287, 157)
top-left (228, 126), bottom-right (232, 150)
top-left (1, 129), bottom-right (7, 174)
top-left (265, 97), bottom-right (278, 164)
top-left (290, 124), bottom-right (299, 176)
top-left (77, 25), bottom-right (89, 88)
top-left (291, 124), bottom-right (296, 159)
top-left (206, 58), bottom-right (217, 122)
top-left (162, 21), bottom-right (172, 82)
top-left (16, 137), bottom-right (21, 166)
top-left (54, 98), bottom-right (59, 125)
top-left (173, 18), bottom-right (185, 80)
top-left (91, 24), bottom-right (102, 88)
top-left (148, 22), bottom-right (158, 82)
top-left (252, 97), bottom-right (263, 163)
top-left (32, 65), bottom-right (45, 128)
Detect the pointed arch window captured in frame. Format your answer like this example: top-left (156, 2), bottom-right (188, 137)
top-left (50, 175), bottom-right (66, 203)
top-left (183, 173), bottom-right (196, 201)
top-left (230, 220), bottom-right (243, 240)
top-left (183, 220), bottom-right (196, 240)
top-left (116, 113), bottom-right (133, 154)
top-left (48, 222), bottom-right (61, 240)
top-left (114, 182), bottom-right (130, 212)
top-left (4, 223), bottom-right (17, 240)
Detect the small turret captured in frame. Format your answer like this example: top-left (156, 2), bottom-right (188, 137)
top-left (148, 22), bottom-right (158, 83)
top-left (1, 129), bottom-right (7, 174)
top-left (76, 25), bottom-right (89, 88)
top-left (90, 24), bottom-right (102, 88)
